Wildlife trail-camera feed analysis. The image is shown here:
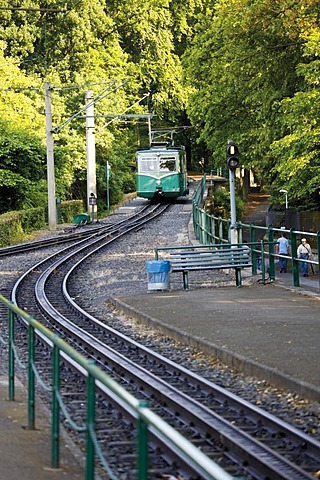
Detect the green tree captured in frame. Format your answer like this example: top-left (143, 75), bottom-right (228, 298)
top-left (0, 0), bottom-right (203, 216)
top-left (0, 48), bottom-right (47, 212)
top-left (0, 119), bottom-right (46, 212)
top-left (270, 26), bottom-right (320, 209)
top-left (182, 0), bottom-right (320, 209)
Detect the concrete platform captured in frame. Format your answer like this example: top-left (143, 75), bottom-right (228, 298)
top-left (111, 280), bottom-right (320, 403)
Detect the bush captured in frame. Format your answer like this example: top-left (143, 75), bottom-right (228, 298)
top-left (0, 200), bottom-right (84, 246)
top-left (19, 207), bottom-right (46, 232)
top-left (0, 212), bottom-right (25, 246)
top-left (57, 200), bottom-right (84, 223)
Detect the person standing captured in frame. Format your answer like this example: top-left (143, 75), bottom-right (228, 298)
top-left (297, 238), bottom-right (311, 277)
top-left (276, 230), bottom-right (290, 273)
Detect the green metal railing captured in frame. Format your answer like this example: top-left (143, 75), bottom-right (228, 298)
top-left (192, 176), bottom-right (320, 288)
top-left (0, 294), bottom-right (233, 480)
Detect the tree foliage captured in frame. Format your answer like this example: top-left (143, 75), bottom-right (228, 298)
top-left (0, 0), bottom-right (202, 213)
top-left (183, 0), bottom-right (320, 208)
top-left (0, 0), bottom-right (319, 216)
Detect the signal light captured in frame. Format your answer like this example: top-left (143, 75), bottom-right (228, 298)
top-left (226, 140), bottom-right (239, 171)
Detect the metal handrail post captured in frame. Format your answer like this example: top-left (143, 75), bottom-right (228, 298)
top-left (268, 227), bottom-right (275, 279)
top-left (201, 208), bottom-right (206, 244)
top-left (218, 217), bottom-right (223, 243)
top-left (86, 364), bottom-right (96, 480)
top-left (290, 229), bottom-right (300, 287)
top-left (206, 211), bottom-right (211, 244)
top-left (211, 214), bottom-right (216, 244)
top-left (237, 222), bottom-right (243, 244)
top-left (227, 219), bottom-right (231, 243)
top-left (195, 205), bottom-right (200, 241)
top-left (8, 307), bottom-right (15, 401)
top-left (52, 342), bottom-right (60, 468)
top-left (250, 223), bottom-right (257, 274)
top-left (138, 400), bottom-right (149, 480)
top-left (28, 324), bottom-right (36, 429)
top-left (192, 203), bottom-right (199, 241)
top-left (261, 241), bottom-right (266, 284)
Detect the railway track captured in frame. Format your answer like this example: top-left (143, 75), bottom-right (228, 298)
top-left (0, 200), bottom-right (153, 257)
top-left (6, 201), bottom-right (320, 479)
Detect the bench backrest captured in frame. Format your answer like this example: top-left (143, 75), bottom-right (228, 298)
top-left (170, 247), bottom-right (250, 267)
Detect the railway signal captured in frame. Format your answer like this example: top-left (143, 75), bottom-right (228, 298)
top-left (89, 192), bottom-right (96, 223)
top-left (226, 140), bottom-right (239, 171)
top-left (226, 139), bottom-right (239, 245)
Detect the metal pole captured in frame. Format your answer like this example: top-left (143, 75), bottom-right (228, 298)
top-left (8, 309), bottom-right (15, 401)
top-left (85, 91), bottom-right (97, 217)
top-left (106, 162), bottom-right (110, 212)
top-left (229, 169), bottom-right (238, 244)
top-left (91, 203), bottom-right (94, 224)
top-left (148, 114), bottom-right (152, 146)
top-left (280, 189), bottom-right (288, 210)
top-left (45, 82), bottom-right (57, 230)
top-left (86, 364), bottom-right (96, 480)
top-left (52, 342), bottom-right (60, 468)
top-left (138, 400), bottom-right (149, 480)
top-left (28, 324), bottom-right (35, 430)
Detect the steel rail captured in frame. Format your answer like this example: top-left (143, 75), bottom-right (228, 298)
top-left (33, 279), bottom-right (319, 480)
top-left (61, 283), bottom-right (320, 465)
top-left (9, 202), bottom-right (319, 480)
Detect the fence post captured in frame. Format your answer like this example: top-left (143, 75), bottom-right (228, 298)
top-left (206, 210), bottom-right (211, 244)
top-left (218, 217), bottom-right (223, 243)
top-left (52, 341), bottom-right (60, 468)
top-left (201, 208), bottom-right (206, 244)
top-left (268, 226), bottom-right (275, 279)
top-left (290, 229), bottom-right (300, 287)
top-left (250, 223), bottom-right (257, 274)
top-left (259, 241), bottom-right (266, 283)
top-left (192, 203), bottom-right (198, 241)
top-left (138, 400), bottom-right (149, 480)
top-left (211, 214), bottom-right (216, 244)
top-left (237, 222), bottom-right (243, 244)
top-left (8, 307), bottom-right (15, 401)
top-left (28, 324), bottom-right (36, 429)
top-left (86, 362), bottom-right (96, 480)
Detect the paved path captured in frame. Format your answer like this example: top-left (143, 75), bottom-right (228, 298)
top-left (242, 193), bottom-right (271, 226)
top-left (0, 377), bottom-right (84, 480)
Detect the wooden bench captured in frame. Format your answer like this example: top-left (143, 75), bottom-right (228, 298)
top-left (155, 245), bottom-right (252, 290)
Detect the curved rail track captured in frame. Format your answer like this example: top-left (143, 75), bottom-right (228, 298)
top-left (6, 201), bottom-right (320, 480)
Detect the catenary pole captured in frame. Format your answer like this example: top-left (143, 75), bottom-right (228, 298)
top-left (85, 91), bottom-right (97, 217)
top-left (45, 82), bottom-right (57, 230)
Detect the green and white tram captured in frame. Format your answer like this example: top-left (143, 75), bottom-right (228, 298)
top-left (136, 142), bottom-right (189, 200)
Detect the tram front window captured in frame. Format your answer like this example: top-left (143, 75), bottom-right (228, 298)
top-left (159, 158), bottom-right (176, 171)
top-left (140, 158), bottom-right (158, 173)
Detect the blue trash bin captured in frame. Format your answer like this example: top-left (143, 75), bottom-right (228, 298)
top-left (146, 261), bottom-right (170, 291)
